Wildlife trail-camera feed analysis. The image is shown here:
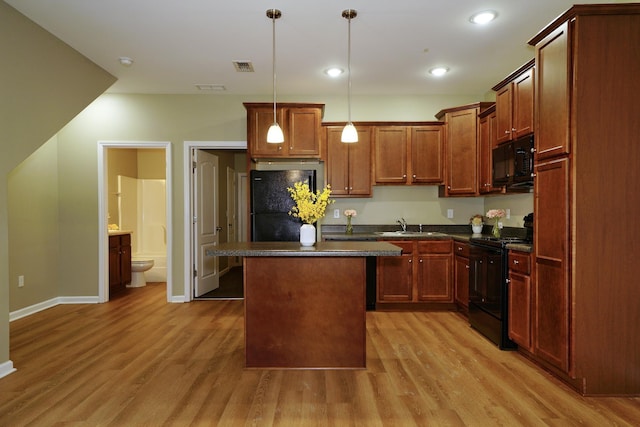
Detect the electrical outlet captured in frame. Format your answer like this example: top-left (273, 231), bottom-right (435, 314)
top-left (333, 208), bottom-right (340, 219)
top-left (506, 209), bottom-right (511, 219)
top-left (18, 275), bottom-right (24, 287)
top-left (447, 209), bottom-right (454, 219)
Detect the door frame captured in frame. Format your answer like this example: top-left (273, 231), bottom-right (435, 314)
top-left (183, 141), bottom-right (247, 302)
top-left (97, 140), bottom-right (173, 303)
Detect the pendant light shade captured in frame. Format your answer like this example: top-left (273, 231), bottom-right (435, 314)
top-left (341, 9), bottom-right (358, 143)
top-left (266, 9), bottom-right (284, 144)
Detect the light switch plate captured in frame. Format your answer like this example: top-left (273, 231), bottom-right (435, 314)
top-left (447, 209), bottom-right (454, 219)
top-left (333, 209), bottom-right (340, 219)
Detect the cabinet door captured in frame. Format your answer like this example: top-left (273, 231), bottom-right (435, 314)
top-left (287, 107), bottom-right (321, 157)
top-left (109, 236), bottom-right (121, 291)
top-left (534, 157), bottom-right (570, 372)
top-left (411, 125), bottom-right (444, 184)
top-left (120, 234), bottom-right (132, 285)
top-left (445, 108), bottom-right (479, 195)
top-left (247, 106), bottom-right (287, 157)
top-left (417, 254), bottom-right (453, 302)
top-left (325, 127), bottom-right (350, 196)
top-left (535, 23), bottom-right (570, 160)
top-left (509, 271), bottom-right (532, 351)
top-left (416, 240), bottom-right (453, 302)
top-left (377, 255), bottom-right (413, 302)
top-left (495, 84), bottom-right (513, 144)
top-left (374, 127), bottom-right (408, 183)
top-left (454, 255), bottom-right (469, 310)
top-left (348, 127), bottom-right (372, 196)
top-left (377, 241), bottom-right (413, 302)
top-left (479, 111), bottom-right (501, 194)
top-left (513, 67), bottom-right (534, 138)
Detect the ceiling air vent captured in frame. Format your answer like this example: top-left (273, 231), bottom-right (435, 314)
top-left (233, 61), bottom-right (254, 72)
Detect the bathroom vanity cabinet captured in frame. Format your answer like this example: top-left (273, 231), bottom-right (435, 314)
top-left (109, 233), bottom-right (131, 294)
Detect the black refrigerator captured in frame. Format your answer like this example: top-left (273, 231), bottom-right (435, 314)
top-left (250, 169), bottom-right (316, 241)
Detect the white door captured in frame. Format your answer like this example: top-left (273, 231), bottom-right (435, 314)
top-left (193, 149), bottom-right (219, 296)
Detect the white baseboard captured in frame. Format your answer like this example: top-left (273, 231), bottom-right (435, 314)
top-left (9, 296), bottom-right (100, 322)
top-left (0, 360), bottom-right (17, 379)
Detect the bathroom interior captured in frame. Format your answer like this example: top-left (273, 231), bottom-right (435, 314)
top-left (107, 148), bottom-right (167, 290)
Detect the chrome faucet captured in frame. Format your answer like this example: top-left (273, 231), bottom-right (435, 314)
top-left (397, 218), bottom-right (407, 232)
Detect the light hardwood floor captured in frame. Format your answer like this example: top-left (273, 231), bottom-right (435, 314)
top-left (1, 282), bottom-right (639, 426)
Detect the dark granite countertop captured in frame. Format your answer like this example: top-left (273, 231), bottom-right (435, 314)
top-left (205, 241), bottom-right (403, 257)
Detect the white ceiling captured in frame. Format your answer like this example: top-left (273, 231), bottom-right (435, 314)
top-left (6, 0), bottom-right (634, 96)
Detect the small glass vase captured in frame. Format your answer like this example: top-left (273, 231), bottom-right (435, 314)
top-left (346, 216), bottom-right (353, 235)
top-left (492, 218), bottom-right (501, 238)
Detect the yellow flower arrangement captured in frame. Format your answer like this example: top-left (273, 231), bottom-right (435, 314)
top-left (287, 181), bottom-right (334, 224)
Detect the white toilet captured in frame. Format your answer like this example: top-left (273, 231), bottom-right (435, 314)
top-left (129, 258), bottom-right (154, 288)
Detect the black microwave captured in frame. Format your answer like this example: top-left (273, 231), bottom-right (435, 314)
top-left (492, 135), bottom-right (534, 190)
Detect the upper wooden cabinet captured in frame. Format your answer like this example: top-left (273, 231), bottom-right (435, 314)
top-left (372, 123), bottom-right (445, 185)
top-left (436, 102), bottom-right (494, 197)
top-left (244, 103), bottom-right (324, 159)
top-left (478, 104), bottom-right (503, 194)
top-left (325, 125), bottom-right (372, 197)
top-left (493, 60), bottom-right (535, 145)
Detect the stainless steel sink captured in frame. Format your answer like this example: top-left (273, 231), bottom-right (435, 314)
top-left (375, 231), bottom-right (449, 237)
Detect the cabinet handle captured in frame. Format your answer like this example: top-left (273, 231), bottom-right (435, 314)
top-left (412, 174), bottom-right (416, 178)
top-left (505, 130), bottom-right (510, 134)
top-left (403, 174), bottom-right (407, 178)
top-left (349, 187), bottom-right (353, 190)
top-left (457, 247), bottom-right (462, 251)
top-left (408, 259), bottom-right (412, 263)
top-left (466, 265), bottom-right (470, 269)
top-left (513, 260), bottom-right (519, 265)
top-left (419, 259), bottom-right (423, 263)
top-left (344, 187), bottom-right (348, 190)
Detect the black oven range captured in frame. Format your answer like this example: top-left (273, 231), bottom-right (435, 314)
top-left (467, 236), bottom-right (528, 350)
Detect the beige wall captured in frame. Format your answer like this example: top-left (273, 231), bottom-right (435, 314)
top-left (0, 2), bottom-right (115, 370)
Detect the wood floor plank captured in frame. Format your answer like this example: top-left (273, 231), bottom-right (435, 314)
top-left (1, 282), bottom-right (639, 426)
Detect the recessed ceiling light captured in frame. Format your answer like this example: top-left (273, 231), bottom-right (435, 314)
top-left (429, 67), bottom-right (449, 77)
top-left (469, 10), bottom-right (497, 25)
top-left (118, 56), bottom-right (134, 66)
top-left (325, 67), bottom-right (344, 78)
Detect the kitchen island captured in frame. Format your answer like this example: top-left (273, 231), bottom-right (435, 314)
top-left (206, 241), bottom-right (401, 369)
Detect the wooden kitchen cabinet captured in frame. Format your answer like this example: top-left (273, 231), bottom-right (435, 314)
top-left (508, 250), bottom-right (533, 352)
top-left (373, 123), bottom-right (444, 185)
top-left (109, 233), bottom-right (131, 295)
top-left (527, 4), bottom-right (640, 395)
top-left (493, 60), bottom-right (535, 145)
top-left (377, 241), bottom-right (413, 302)
top-left (533, 156), bottom-right (570, 372)
top-left (244, 103), bottom-right (324, 159)
top-left (416, 240), bottom-right (453, 302)
top-left (453, 241), bottom-right (470, 313)
top-left (325, 125), bottom-right (372, 197)
top-left (436, 102), bottom-right (493, 196)
top-left (377, 239), bottom-right (453, 307)
top-left (478, 105), bottom-right (503, 194)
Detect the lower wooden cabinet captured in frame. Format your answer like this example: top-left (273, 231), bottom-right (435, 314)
top-left (109, 233), bottom-right (131, 295)
top-left (508, 250), bottom-right (533, 351)
top-left (377, 239), bottom-right (453, 307)
top-left (453, 241), bottom-right (470, 312)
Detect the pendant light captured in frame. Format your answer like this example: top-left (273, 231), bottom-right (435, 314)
top-left (266, 9), bottom-right (284, 143)
top-left (341, 9), bottom-right (358, 143)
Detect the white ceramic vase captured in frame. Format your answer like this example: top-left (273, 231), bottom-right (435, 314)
top-left (472, 224), bottom-right (483, 234)
top-left (300, 223), bottom-right (316, 247)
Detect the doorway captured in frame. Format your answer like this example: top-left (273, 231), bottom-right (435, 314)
top-left (183, 141), bottom-right (247, 302)
top-left (97, 141), bottom-right (172, 303)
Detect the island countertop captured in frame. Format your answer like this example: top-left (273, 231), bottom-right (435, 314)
top-left (206, 241), bottom-right (402, 257)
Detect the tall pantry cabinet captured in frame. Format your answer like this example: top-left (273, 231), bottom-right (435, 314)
top-left (529, 4), bottom-right (640, 395)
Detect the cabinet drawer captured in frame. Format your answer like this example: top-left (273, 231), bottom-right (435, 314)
top-left (418, 240), bottom-right (452, 254)
top-left (383, 240), bottom-right (414, 254)
top-left (454, 242), bottom-right (469, 257)
top-left (509, 250), bottom-right (531, 275)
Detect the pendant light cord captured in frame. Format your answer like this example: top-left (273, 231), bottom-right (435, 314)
top-left (271, 10), bottom-right (277, 125)
top-left (347, 14), bottom-right (352, 124)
